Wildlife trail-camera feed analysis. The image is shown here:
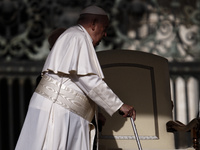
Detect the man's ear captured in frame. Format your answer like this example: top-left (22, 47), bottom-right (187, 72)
top-left (91, 19), bottom-right (97, 31)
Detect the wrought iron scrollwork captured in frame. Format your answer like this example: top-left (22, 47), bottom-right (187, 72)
top-left (0, 0), bottom-right (199, 62)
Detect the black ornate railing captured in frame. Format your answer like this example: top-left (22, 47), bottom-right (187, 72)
top-left (0, 0), bottom-right (200, 62)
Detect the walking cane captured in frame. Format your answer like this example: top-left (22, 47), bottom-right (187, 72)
top-left (119, 110), bottom-right (143, 150)
top-left (130, 117), bottom-right (143, 150)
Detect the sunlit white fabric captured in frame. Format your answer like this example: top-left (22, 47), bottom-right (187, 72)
top-left (35, 74), bottom-right (95, 122)
top-left (15, 93), bottom-right (91, 150)
top-left (70, 73), bottom-right (124, 116)
top-left (15, 24), bottom-right (123, 150)
top-left (42, 25), bottom-right (104, 78)
top-left (15, 74), bottom-right (96, 150)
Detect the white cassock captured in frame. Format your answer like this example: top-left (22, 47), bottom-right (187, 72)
top-left (15, 25), bottom-right (123, 150)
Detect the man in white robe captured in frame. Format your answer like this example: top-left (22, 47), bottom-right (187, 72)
top-left (15, 5), bottom-right (136, 150)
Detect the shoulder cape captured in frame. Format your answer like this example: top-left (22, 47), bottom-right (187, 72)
top-left (42, 25), bottom-right (104, 79)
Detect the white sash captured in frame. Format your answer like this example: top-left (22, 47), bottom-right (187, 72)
top-left (35, 74), bottom-right (95, 122)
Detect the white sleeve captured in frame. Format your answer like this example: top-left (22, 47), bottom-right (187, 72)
top-left (70, 73), bottom-right (123, 116)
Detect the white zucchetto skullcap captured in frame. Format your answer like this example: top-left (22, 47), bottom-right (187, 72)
top-left (80, 5), bottom-right (107, 16)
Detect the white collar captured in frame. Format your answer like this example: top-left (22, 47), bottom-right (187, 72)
top-left (77, 24), bottom-right (93, 43)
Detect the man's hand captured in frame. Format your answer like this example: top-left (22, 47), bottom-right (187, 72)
top-left (119, 104), bottom-right (136, 120)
